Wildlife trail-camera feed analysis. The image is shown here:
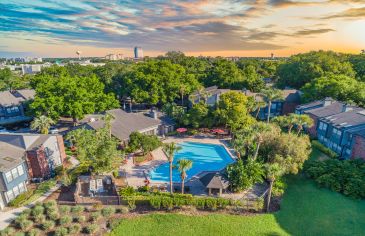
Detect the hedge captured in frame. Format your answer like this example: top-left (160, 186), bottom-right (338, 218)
top-left (312, 140), bottom-right (339, 159)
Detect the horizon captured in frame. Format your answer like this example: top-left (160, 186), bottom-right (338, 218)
top-left (1, 0), bottom-right (365, 58)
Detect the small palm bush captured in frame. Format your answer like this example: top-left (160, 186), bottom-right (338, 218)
top-left (0, 227), bottom-right (15, 236)
top-left (54, 227), bottom-right (68, 236)
top-left (41, 220), bottom-right (55, 230)
top-left (18, 220), bottom-right (33, 231)
top-left (59, 205), bottom-right (71, 214)
top-left (71, 205), bottom-right (84, 214)
top-left (59, 215), bottom-right (72, 226)
top-left (90, 212), bottom-right (101, 222)
top-left (43, 200), bottom-right (57, 209)
top-left (47, 211), bottom-right (59, 221)
top-left (68, 223), bottom-right (81, 234)
top-left (101, 207), bottom-right (115, 217)
top-left (117, 206), bottom-right (129, 214)
top-left (84, 225), bottom-right (99, 234)
top-left (107, 218), bottom-right (121, 229)
top-left (33, 214), bottom-right (46, 223)
top-left (74, 215), bottom-right (86, 223)
top-left (31, 206), bottom-right (44, 217)
top-left (27, 228), bottom-right (41, 236)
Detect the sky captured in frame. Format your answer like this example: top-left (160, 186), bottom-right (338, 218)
top-left (0, 0), bottom-right (365, 58)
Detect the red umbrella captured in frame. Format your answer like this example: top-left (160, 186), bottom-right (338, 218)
top-left (212, 129), bottom-right (225, 134)
top-left (176, 128), bottom-right (188, 133)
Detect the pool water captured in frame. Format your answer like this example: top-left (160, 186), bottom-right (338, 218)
top-left (149, 142), bottom-right (235, 183)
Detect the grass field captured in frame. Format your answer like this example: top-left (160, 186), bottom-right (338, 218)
top-left (111, 149), bottom-right (365, 236)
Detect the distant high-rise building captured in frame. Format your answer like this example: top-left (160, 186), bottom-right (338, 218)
top-left (105, 53), bottom-right (124, 60)
top-left (134, 47), bottom-right (143, 59)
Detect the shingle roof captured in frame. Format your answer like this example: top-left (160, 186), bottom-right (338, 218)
top-left (199, 172), bottom-right (229, 189)
top-left (0, 142), bottom-right (25, 172)
top-left (244, 89), bottom-right (300, 103)
top-left (296, 97), bottom-right (335, 110)
top-left (0, 91), bottom-right (23, 106)
top-left (305, 102), bottom-right (346, 118)
top-left (85, 109), bottom-right (161, 141)
top-left (322, 108), bottom-right (365, 128)
top-left (13, 89), bottom-right (35, 100)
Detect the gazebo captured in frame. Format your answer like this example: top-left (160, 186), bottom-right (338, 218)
top-left (199, 172), bottom-right (230, 196)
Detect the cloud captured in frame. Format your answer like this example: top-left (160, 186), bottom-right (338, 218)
top-left (293, 28), bottom-right (335, 36)
top-left (322, 7), bottom-right (365, 19)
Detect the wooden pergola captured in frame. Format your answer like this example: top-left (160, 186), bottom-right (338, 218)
top-left (199, 172), bottom-right (229, 196)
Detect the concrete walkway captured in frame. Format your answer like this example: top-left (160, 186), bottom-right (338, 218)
top-left (0, 183), bottom-right (61, 230)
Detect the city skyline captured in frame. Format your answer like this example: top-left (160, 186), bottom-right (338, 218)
top-left (0, 0), bottom-right (365, 58)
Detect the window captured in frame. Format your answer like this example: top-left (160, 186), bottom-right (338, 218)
top-left (6, 190), bottom-right (14, 202)
top-left (271, 103), bottom-right (277, 109)
top-left (5, 171), bottom-right (12, 183)
top-left (18, 182), bottom-right (26, 193)
top-left (13, 186), bottom-right (19, 196)
top-left (17, 165), bottom-right (24, 176)
top-left (11, 168), bottom-right (18, 179)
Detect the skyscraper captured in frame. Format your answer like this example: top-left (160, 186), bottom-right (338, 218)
top-left (134, 46), bottom-right (143, 59)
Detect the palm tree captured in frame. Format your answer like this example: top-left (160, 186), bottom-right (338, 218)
top-left (260, 88), bottom-right (283, 123)
top-left (254, 101), bottom-right (267, 119)
top-left (272, 114), bottom-right (297, 133)
top-left (163, 142), bottom-right (182, 194)
top-left (179, 84), bottom-right (187, 106)
top-left (295, 114), bottom-right (314, 136)
top-left (252, 122), bottom-right (272, 161)
top-left (177, 159), bottom-right (193, 194)
top-left (264, 162), bottom-right (284, 212)
top-left (30, 115), bottom-right (55, 134)
top-left (102, 113), bottom-right (114, 138)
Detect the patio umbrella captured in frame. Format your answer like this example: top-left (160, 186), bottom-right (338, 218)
top-left (176, 128), bottom-right (188, 133)
top-left (212, 129), bottom-right (225, 134)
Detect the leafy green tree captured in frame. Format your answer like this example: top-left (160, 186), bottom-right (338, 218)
top-left (241, 65), bottom-right (265, 92)
top-left (0, 68), bottom-right (30, 91)
top-left (205, 58), bottom-right (244, 89)
top-left (349, 54), bottom-right (365, 82)
top-left (302, 74), bottom-right (365, 107)
top-left (30, 74), bottom-right (119, 124)
top-left (30, 115), bottom-right (55, 134)
top-left (163, 142), bottom-right (182, 194)
top-left (186, 102), bottom-right (210, 128)
top-left (252, 122), bottom-right (274, 160)
top-left (66, 127), bottom-right (121, 174)
top-left (259, 88), bottom-right (283, 123)
top-left (226, 159), bottom-right (264, 192)
top-left (176, 159), bottom-right (193, 194)
top-left (215, 91), bottom-right (255, 131)
top-left (128, 132), bottom-right (162, 155)
top-left (272, 114), bottom-right (297, 133)
top-left (294, 114), bottom-right (314, 135)
top-left (276, 51), bottom-right (355, 89)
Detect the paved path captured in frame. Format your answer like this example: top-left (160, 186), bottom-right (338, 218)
top-left (0, 183), bottom-right (61, 230)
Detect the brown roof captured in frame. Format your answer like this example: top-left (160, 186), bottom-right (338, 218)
top-left (85, 109), bottom-right (161, 141)
top-left (0, 142), bottom-right (25, 172)
top-left (0, 91), bottom-right (23, 106)
top-left (199, 172), bottom-right (229, 189)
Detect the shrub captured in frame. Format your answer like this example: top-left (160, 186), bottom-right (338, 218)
top-left (119, 186), bottom-right (135, 197)
top-left (107, 218), bottom-right (121, 229)
top-left (7, 190), bottom-right (34, 207)
top-left (117, 206), bottom-right (129, 214)
top-left (149, 196), bottom-right (161, 209)
top-left (312, 140), bottom-right (338, 159)
top-left (47, 212), bottom-right (59, 221)
top-left (43, 200), bottom-right (57, 209)
top-left (205, 198), bottom-right (218, 211)
top-left (59, 215), bottom-right (72, 226)
top-left (92, 202), bottom-right (103, 211)
top-left (90, 212), bottom-right (101, 222)
top-left (33, 214), bottom-right (46, 223)
top-left (71, 205), bottom-right (84, 214)
top-left (305, 159), bottom-right (365, 199)
top-left (74, 215), bottom-right (86, 223)
top-left (102, 207), bottom-right (115, 217)
top-left (18, 220), bottom-right (32, 231)
top-left (68, 223), bottom-right (81, 234)
top-left (127, 198), bottom-right (136, 210)
top-left (23, 209), bottom-right (32, 215)
top-left (84, 225), bottom-right (99, 234)
top-left (0, 227), bottom-right (15, 236)
top-left (14, 233), bottom-right (25, 236)
top-left (45, 206), bottom-right (58, 216)
top-left (137, 185), bottom-right (150, 192)
top-left (193, 198), bottom-right (205, 210)
top-left (27, 228), bottom-right (41, 236)
top-left (217, 198), bottom-right (230, 209)
top-left (161, 197), bottom-right (174, 210)
top-left (41, 220), bottom-right (55, 230)
top-left (14, 214), bottom-right (28, 225)
top-left (31, 206), bottom-right (44, 217)
top-left (54, 227), bottom-right (68, 236)
top-left (59, 205), bottom-right (71, 214)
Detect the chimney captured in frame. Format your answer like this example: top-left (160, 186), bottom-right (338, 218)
top-left (150, 108), bottom-right (158, 120)
top-left (342, 103), bottom-right (352, 113)
top-left (323, 97), bottom-right (333, 107)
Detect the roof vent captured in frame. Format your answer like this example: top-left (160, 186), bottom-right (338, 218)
top-left (89, 117), bottom-right (96, 122)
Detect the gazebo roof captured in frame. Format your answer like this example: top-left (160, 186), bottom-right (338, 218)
top-left (199, 172), bottom-right (229, 189)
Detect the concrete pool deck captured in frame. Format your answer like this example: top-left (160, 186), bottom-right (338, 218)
top-left (123, 136), bottom-right (237, 188)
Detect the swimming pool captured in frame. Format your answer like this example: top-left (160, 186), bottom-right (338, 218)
top-left (149, 142), bottom-right (235, 183)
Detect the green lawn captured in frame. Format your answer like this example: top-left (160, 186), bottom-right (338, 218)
top-left (111, 149), bottom-right (365, 236)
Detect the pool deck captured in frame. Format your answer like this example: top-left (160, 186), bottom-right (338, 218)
top-left (123, 136), bottom-right (237, 188)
